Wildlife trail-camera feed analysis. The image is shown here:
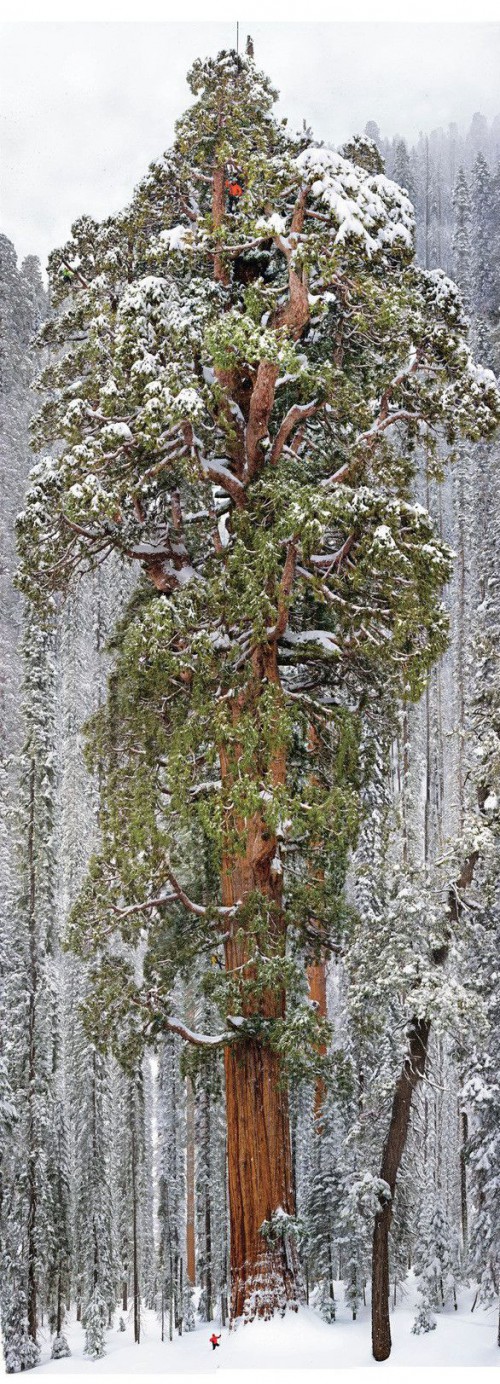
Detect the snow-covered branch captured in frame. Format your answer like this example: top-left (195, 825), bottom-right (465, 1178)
top-left (269, 400), bottom-right (319, 467)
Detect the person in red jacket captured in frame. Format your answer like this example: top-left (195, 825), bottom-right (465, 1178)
top-left (209, 1332), bottom-right (221, 1350)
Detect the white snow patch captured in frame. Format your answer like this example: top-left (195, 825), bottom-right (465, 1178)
top-left (160, 224), bottom-right (192, 252)
top-left (33, 1287), bottom-right (499, 1375)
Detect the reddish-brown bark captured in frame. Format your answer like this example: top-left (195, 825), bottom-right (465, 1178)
top-left (224, 1038), bottom-right (299, 1321)
top-left (218, 643), bottom-right (302, 1319)
top-left (306, 956), bottom-right (328, 1121)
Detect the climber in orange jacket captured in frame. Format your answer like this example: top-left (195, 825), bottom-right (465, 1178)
top-left (225, 169), bottom-right (244, 212)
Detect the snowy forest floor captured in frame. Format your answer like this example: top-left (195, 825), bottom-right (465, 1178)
top-left (23, 1282), bottom-right (498, 1376)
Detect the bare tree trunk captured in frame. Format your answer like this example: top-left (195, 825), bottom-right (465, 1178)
top-left (372, 1018), bottom-right (430, 1361)
top-left (219, 646), bottom-right (302, 1321)
top-left (372, 853), bottom-right (477, 1361)
top-left (131, 1123), bottom-right (140, 1344)
top-left (186, 1090), bottom-right (196, 1285)
top-left (212, 166), bottom-right (229, 285)
top-left (198, 1085), bottom-right (213, 1321)
top-left (27, 756), bottom-right (38, 1345)
top-left (306, 720), bottom-right (328, 1119)
top-left (459, 1105), bottom-right (469, 1259)
top-left (56, 1270), bottom-right (62, 1337)
top-left (225, 1033), bottom-right (299, 1320)
top-left (178, 1258), bottom-right (183, 1337)
top-left (307, 957), bottom-right (327, 1119)
top-left (222, 836), bottom-right (300, 1322)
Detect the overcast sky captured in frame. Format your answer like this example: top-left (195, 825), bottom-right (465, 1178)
top-left (1, 21), bottom-right (500, 270)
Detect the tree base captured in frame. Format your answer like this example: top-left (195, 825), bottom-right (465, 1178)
top-left (230, 1248), bottom-right (303, 1324)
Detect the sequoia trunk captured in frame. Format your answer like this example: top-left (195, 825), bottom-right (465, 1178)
top-left (221, 843), bottom-right (301, 1320)
top-left (307, 957), bottom-right (327, 1121)
top-left (219, 644), bottom-right (301, 1320)
top-left (225, 1038), bottom-right (299, 1321)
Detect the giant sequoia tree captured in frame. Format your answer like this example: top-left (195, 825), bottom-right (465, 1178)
top-left (17, 49), bottom-right (500, 1320)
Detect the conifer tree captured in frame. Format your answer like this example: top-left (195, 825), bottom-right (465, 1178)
top-left (469, 153), bottom-right (497, 363)
top-left (17, 47), bottom-right (500, 1321)
top-left (452, 168), bottom-right (473, 310)
top-left (70, 1035), bottom-right (117, 1352)
top-left (391, 140), bottom-right (416, 206)
top-left (412, 1190), bottom-right (459, 1333)
top-left (463, 618), bottom-right (500, 1345)
top-left (157, 1030), bottom-right (186, 1338)
top-left (302, 1109), bottom-right (343, 1321)
top-left (0, 612), bottom-right (69, 1370)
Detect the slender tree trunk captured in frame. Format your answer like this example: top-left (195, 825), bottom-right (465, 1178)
top-left (56, 1270), bottom-right (62, 1336)
top-left (327, 1241), bottom-right (335, 1309)
top-left (178, 1258), bottom-right (183, 1336)
top-left (185, 1103), bottom-right (196, 1284)
top-left (205, 1183), bottom-right (212, 1323)
top-left (459, 1106), bottom-right (469, 1258)
top-left (424, 136), bottom-right (430, 270)
top-left (307, 957), bottom-right (327, 1119)
top-left (306, 724), bottom-right (328, 1120)
top-left (372, 1018), bottom-right (430, 1362)
top-left (212, 166), bottom-right (229, 285)
top-left (27, 756), bottom-right (38, 1345)
top-left (131, 1124), bottom-right (140, 1344)
top-left (372, 853), bottom-right (477, 1361)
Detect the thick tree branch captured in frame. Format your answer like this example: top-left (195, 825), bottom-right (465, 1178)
top-left (163, 1016), bottom-right (232, 1047)
top-left (183, 421), bottom-right (246, 506)
top-left (322, 411), bottom-right (425, 488)
top-left (245, 361), bottom-right (280, 478)
top-left (269, 400), bottom-right (319, 467)
top-left (112, 894), bottom-right (178, 918)
top-left (267, 537), bottom-right (299, 640)
top-left (112, 867), bottom-right (242, 923)
top-left (60, 256), bottom-right (90, 290)
top-left (165, 866), bottom-right (241, 919)
top-left (322, 351), bottom-right (425, 488)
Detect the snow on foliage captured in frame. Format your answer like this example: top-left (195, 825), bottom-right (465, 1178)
top-left (296, 146), bottom-right (415, 256)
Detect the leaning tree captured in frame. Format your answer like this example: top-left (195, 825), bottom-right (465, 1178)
top-left (17, 49), bottom-right (500, 1321)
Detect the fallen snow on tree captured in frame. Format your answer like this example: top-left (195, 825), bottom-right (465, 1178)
top-left (295, 146), bottom-right (415, 256)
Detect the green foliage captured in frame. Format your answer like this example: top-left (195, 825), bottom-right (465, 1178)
top-left (17, 46), bottom-right (500, 1085)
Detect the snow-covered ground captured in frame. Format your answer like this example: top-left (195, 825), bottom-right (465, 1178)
top-left (19, 1282), bottom-right (498, 1381)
